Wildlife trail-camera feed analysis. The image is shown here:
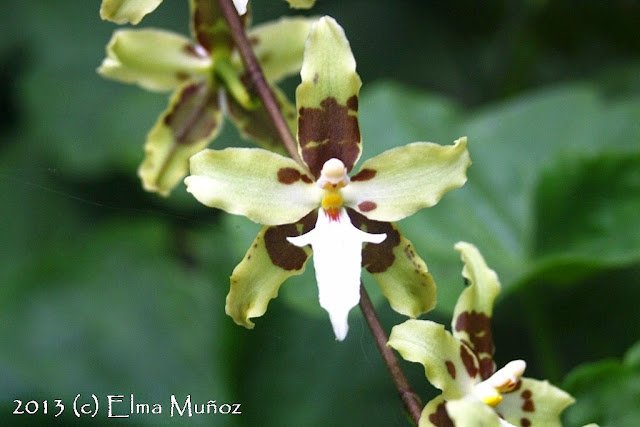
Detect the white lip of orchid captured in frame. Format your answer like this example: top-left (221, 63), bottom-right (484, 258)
top-left (473, 359), bottom-right (526, 407)
top-left (286, 159), bottom-right (386, 340)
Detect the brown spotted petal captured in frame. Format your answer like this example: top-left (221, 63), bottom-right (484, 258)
top-left (139, 81), bottom-right (222, 196)
top-left (497, 378), bottom-right (574, 427)
top-left (185, 147), bottom-right (321, 225)
top-left (388, 320), bottom-right (481, 401)
top-left (190, 0), bottom-right (235, 54)
top-left (98, 29), bottom-right (211, 92)
top-left (342, 137), bottom-right (470, 222)
top-left (452, 242), bottom-right (501, 380)
top-left (227, 212), bottom-right (316, 328)
top-left (296, 16), bottom-right (362, 178)
top-left (226, 84), bottom-right (295, 153)
top-left (349, 210), bottom-right (437, 318)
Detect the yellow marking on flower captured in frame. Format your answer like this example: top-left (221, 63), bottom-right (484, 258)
top-left (482, 391), bottom-right (503, 407)
top-left (322, 189), bottom-right (343, 221)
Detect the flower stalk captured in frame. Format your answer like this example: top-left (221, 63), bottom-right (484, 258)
top-left (217, 0), bottom-right (421, 423)
top-left (217, 0), bottom-right (304, 167)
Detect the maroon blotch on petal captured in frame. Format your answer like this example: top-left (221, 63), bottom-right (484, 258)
top-left (357, 201), bottom-right (377, 212)
top-left (350, 168), bottom-right (376, 182)
top-left (298, 96), bottom-right (361, 178)
top-left (348, 209), bottom-right (400, 273)
top-left (445, 360), bottom-right (456, 379)
top-left (454, 311), bottom-right (495, 380)
top-left (164, 82), bottom-right (219, 145)
top-left (277, 167), bottom-right (301, 184)
top-left (428, 402), bottom-right (454, 427)
top-left (459, 344), bottom-right (479, 379)
top-left (264, 211), bottom-right (316, 271)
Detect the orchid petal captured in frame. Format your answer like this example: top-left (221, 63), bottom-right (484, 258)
top-left (419, 395), bottom-right (451, 427)
top-left (186, 148), bottom-right (322, 225)
top-left (100, 0), bottom-right (162, 25)
top-left (244, 17), bottom-right (315, 83)
top-left (139, 81), bottom-right (222, 196)
top-left (446, 399), bottom-right (504, 427)
top-left (388, 320), bottom-right (480, 400)
top-left (287, 208), bottom-right (385, 340)
top-left (451, 241), bottom-right (501, 380)
top-left (342, 137), bottom-right (470, 222)
top-left (349, 211), bottom-right (437, 318)
top-left (190, 0), bottom-right (235, 54)
top-left (98, 29), bottom-right (211, 92)
top-left (285, 0), bottom-right (316, 9)
top-left (227, 213), bottom-right (316, 328)
top-left (498, 378), bottom-right (575, 427)
top-left (296, 16), bottom-right (362, 178)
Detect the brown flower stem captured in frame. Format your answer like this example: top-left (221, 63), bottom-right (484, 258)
top-left (217, 0), bottom-right (304, 167)
top-left (359, 285), bottom-right (423, 425)
top-left (218, 1), bottom-right (421, 424)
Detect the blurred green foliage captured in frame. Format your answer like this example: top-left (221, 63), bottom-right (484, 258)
top-left (1, 0), bottom-right (639, 425)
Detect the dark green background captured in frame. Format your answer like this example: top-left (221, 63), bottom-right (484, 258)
top-left (1, 1), bottom-right (639, 425)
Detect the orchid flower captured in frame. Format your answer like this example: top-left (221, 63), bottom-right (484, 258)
top-left (388, 242), bottom-right (575, 426)
top-left (100, 0), bottom-right (249, 25)
top-left (184, 16), bottom-right (471, 340)
top-left (98, 0), bottom-right (314, 195)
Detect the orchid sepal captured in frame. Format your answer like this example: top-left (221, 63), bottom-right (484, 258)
top-left (186, 148), bottom-right (322, 225)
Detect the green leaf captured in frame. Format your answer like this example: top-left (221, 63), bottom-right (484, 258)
top-left (532, 151), bottom-right (640, 270)
top-left (563, 341), bottom-right (640, 427)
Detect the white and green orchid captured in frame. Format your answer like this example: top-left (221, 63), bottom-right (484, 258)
top-left (388, 242), bottom-right (575, 426)
top-left (99, 0), bottom-right (314, 195)
top-left (185, 16), bottom-right (470, 340)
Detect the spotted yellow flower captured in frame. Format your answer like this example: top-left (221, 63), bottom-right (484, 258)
top-left (388, 242), bottom-right (575, 426)
top-left (185, 17), bottom-right (470, 340)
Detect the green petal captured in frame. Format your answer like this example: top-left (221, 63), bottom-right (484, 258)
top-left (227, 214), bottom-right (315, 328)
top-left (98, 29), bottom-right (211, 92)
top-left (296, 16), bottom-right (362, 178)
top-left (342, 137), bottom-right (471, 222)
top-left (186, 148), bottom-right (322, 225)
top-left (226, 84), bottom-right (295, 152)
top-left (348, 211), bottom-right (436, 318)
top-left (446, 399), bottom-right (503, 427)
top-left (190, 0), bottom-right (234, 55)
top-left (419, 395), bottom-right (451, 427)
top-left (388, 319), bottom-right (480, 400)
top-left (139, 81), bottom-right (222, 196)
top-left (499, 378), bottom-right (575, 427)
top-left (285, 0), bottom-right (316, 9)
top-left (451, 241), bottom-right (501, 380)
top-left (100, 0), bottom-right (162, 25)
top-left (244, 17), bottom-right (315, 83)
